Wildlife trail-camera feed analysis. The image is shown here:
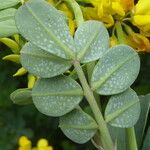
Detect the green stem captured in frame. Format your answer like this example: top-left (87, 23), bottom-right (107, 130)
top-left (73, 60), bottom-right (114, 150)
top-left (65, 1), bottom-right (113, 149)
top-left (126, 127), bottom-right (138, 150)
top-left (115, 22), bottom-right (125, 44)
top-left (86, 62), bottom-right (101, 110)
top-left (64, 0), bottom-right (84, 26)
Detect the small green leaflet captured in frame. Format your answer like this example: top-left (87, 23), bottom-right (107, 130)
top-left (0, 8), bottom-right (18, 37)
top-left (10, 88), bottom-right (33, 105)
top-left (75, 20), bottom-right (109, 63)
top-left (91, 45), bottom-right (140, 95)
top-left (15, 0), bottom-right (75, 59)
top-left (21, 43), bottom-right (71, 78)
top-left (59, 108), bottom-right (97, 144)
top-left (105, 88), bottom-right (141, 128)
top-left (32, 76), bottom-right (83, 117)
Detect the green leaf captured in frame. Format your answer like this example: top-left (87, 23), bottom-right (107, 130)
top-left (108, 126), bottom-right (127, 150)
top-left (91, 45), bottom-right (140, 95)
top-left (21, 43), bottom-right (71, 78)
top-left (142, 127), bottom-right (150, 150)
top-left (32, 76), bottom-right (83, 117)
top-left (0, 0), bottom-right (20, 10)
top-left (10, 88), bottom-right (33, 105)
top-left (0, 8), bottom-right (18, 37)
top-left (59, 108), bottom-right (97, 144)
top-left (75, 20), bottom-right (109, 63)
top-left (105, 88), bottom-right (141, 128)
top-left (15, 0), bottom-right (75, 59)
top-left (135, 94), bottom-right (150, 148)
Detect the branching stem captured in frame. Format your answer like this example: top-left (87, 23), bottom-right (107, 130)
top-left (73, 60), bottom-right (114, 150)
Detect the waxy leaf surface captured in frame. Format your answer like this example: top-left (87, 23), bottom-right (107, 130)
top-left (0, 8), bottom-right (18, 37)
top-left (21, 43), bottom-right (71, 78)
top-left (91, 45), bottom-right (140, 95)
top-left (10, 88), bottom-right (33, 105)
top-left (59, 108), bottom-right (97, 144)
top-left (105, 88), bottom-right (141, 128)
top-left (32, 76), bottom-right (83, 117)
top-left (74, 20), bottom-right (109, 63)
top-left (15, 0), bottom-right (75, 59)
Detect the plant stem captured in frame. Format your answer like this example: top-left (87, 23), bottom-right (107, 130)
top-left (126, 127), bottom-right (138, 150)
top-left (86, 62), bottom-right (102, 110)
top-left (64, 0), bottom-right (84, 26)
top-left (115, 22), bottom-right (125, 44)
top-left (73, 60), bottom-right (114, 150)
top-left (65, 1), bottom-right (113, 149)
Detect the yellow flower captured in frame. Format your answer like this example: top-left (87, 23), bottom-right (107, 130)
top-left (121, 0), bottom-right (134, 12)
top-left (81, 0), bottom-right (133, 27)
top-left (18, 136), bottom-right (54, 150)
top-left (37, 139), bottom-right (49, 147)
top-left (33, 138), bottom-right (53, 150)
top-left (134, 0), bottom-right (150, 14)
top-left (126, 33), bottom-right (150, 52)
top-left (18, 136), bottom-right (32, 150)
top-left (132, 0), bottom-right (150, 35)
top-left (111, 0), bottom-right (125, 16)
top-left (81, 6), bottom-right (114, 27)
top-left (124, 24), bottom-right (150, 52)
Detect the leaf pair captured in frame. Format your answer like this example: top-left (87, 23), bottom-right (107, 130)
top-left (11, 76), bottom-right (97, 144)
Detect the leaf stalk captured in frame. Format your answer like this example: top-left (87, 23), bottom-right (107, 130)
top-left (73, 60), bottom-right (114, 150)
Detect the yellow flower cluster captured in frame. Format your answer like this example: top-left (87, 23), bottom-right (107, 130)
top-left (78, 0), bottom-right (150, 52)
top-left (47, 0), bottom-right (150, 52)
top-left (132, 0), bottom-right (150, 36)
top-left (18, 136), bottom-right (53, 150)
